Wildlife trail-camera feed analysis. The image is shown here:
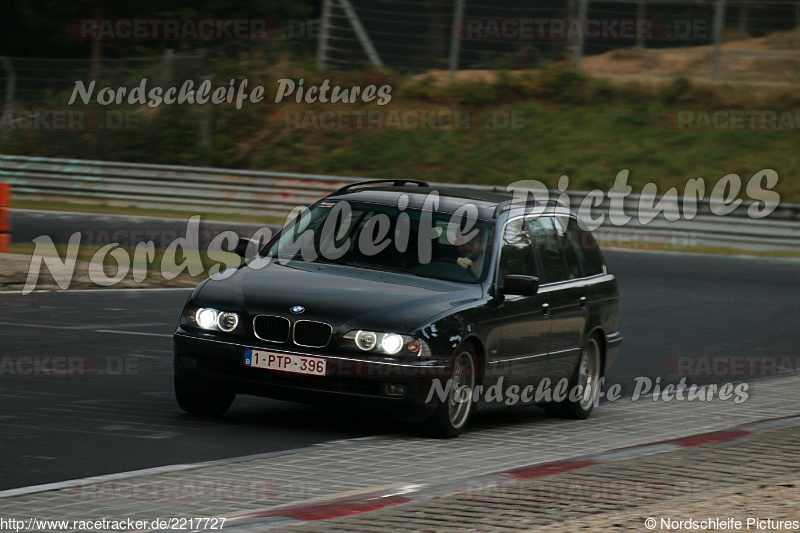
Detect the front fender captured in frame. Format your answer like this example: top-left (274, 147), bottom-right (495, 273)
top-left (418, 310), bottom-right (484, 360)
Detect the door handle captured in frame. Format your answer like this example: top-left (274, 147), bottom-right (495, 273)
top-left (578, 296), bottom-right (587, 309)
top-left (541, 303), bottom-right (550, 316)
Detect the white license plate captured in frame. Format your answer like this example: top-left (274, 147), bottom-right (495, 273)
top-left (244, 349), bottom-right (326, 376)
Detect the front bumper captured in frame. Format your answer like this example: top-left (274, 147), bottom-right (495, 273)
top-left (174, 329), bottom-right (449, 420)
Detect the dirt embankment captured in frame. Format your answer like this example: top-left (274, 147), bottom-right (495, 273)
top-left (424, 30), bottom-right (800, 86)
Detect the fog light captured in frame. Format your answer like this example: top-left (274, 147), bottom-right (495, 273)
top-left (383, 383), bottom-right (407, 398)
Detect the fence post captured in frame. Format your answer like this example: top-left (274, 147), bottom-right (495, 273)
top-left (0, 182), bottom-right (10, 253)
top-left (796, 2), bottom-right (800, 50)
top-left (636, 0), bottom-right (646, 48)
top-left (448, 0), bottom-right (466, 82)
top-left (711, 0), bottom-right (727, 81)
top-left (200, 73), bottom-right (212, 164)
top-left (317, 0), bottom-right (332, 71)
top-left (339, 0), bottom-right (384, 68)
top-left (573, 0), bottom-right (589, 71)
top-left (162, 48), bottom-right (174, 83)
top-left (738, 4), bottom-right (749, 34)
top-left (1, 57), bottom-right (16, 144)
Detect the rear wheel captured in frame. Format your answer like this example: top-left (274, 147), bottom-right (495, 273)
top-left (174, 378), bottom-right (235, 417)
top-left (425, 348), bottom-right (476, 438)
top-left (546, 335), bottom-right (602, 419)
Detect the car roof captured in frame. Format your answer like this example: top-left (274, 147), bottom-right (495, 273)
top-left (325, 183), bottom-right (570, 220)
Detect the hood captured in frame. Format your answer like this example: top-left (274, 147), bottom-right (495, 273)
top-left (194, 260), bottom-right (483, 333)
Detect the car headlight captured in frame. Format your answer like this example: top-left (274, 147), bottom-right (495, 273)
top-left (182, 307), bottom-right (241, 333)
top-left (355, 330), bottom-right (377, 351)
top-left (196, 308), bottom-right (218, 329)
top-left (381, 333), bottom-right (404, 354)
top-left (344, 330), bottom-right (431, 356)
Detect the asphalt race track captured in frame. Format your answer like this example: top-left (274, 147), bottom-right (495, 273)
top-left (2, 210), bottom-right (799, 490)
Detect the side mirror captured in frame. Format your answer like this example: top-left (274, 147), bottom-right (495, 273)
top-left (502, 275), bottom-right (539, 296)
top-left (235, 237), bottom-right (258, 259)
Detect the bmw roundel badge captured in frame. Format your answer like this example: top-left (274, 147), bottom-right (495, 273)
top-left (290, 305), bottom-right (305, 314)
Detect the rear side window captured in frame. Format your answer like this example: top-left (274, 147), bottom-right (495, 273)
top-left (527, 216), bottom-right (570, 283)
top-left (566, 217), bottom-right (605, 276)
top-left (552, 217), bottom-right (582, 280)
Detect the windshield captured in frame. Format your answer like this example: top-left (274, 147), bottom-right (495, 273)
top-left (265, 200), bottom-right (493, 283)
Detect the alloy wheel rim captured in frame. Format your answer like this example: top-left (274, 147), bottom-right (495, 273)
top-left (577, 338), bottom-right (601, 411)
top-left (448, 351), bottom-right (475, 429)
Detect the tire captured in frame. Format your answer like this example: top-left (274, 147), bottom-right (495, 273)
top-left (424, 347), bottom-right (477, 438)
top-left (174, 377), bottom-right (236, 417)
top-left (546, 335), bottom-right (602, 420)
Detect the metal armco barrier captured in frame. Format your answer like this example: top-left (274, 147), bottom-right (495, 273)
top-left (0, 154), bottom-right (798, 252)
top-left (0, 155), bottom-right (360, 218)
top-left (0, 182), bottom-right (10, 253)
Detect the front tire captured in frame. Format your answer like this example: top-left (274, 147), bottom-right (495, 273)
top-left (546, 335), bottom-right (602, 420)
top-left (175, 377), bottom-right (235, 417)
top-left (425, 348), bottom-right (477, 438)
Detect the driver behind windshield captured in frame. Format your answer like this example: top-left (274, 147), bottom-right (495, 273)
top-left (452, 228), bottom-right (487, 278)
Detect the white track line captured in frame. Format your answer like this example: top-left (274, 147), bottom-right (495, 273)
top-left (95, 330), bottom-right (173, 338)
top-left (0, 321), bottom-right (173, 338)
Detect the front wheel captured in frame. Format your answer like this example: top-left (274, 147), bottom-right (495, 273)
top-left (175, 378), bottom-right (236, 417)
top-left (424, 348), bottom-right (477, 438)
top-left (546, 336), bottom-right (602, 420)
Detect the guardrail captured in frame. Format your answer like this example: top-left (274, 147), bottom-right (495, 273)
top-left (0, 182), bottom-right (9, 253)
top-left (0, 155), bottom-right (361, 218)
top-left (0, 154), bottom-right (798, 252)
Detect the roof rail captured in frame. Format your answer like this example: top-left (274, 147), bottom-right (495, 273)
top-left (493, 197), bottom-right (569, 218)
top-left (330, 179), bottom-right (429, 196)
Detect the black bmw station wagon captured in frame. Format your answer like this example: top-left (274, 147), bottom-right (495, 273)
top-left (174, 180), bottom-right (622, 437)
